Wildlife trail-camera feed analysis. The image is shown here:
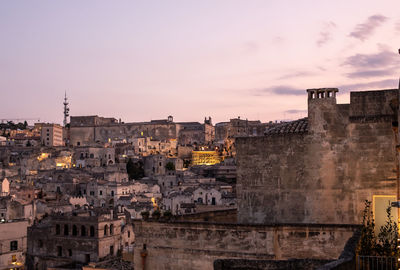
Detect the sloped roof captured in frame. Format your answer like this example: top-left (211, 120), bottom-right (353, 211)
top-left (264, 118), bottom-right (308, 135)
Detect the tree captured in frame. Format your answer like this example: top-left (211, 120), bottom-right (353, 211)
top-left (358, 200), bottom-right (376, 255)
top-left (126, 158), bottom-right (144, 180)
top-left (165, 161), bottom-right (175, 171)
top-left (376, 206), bottom-right (399, 257)
top-left (357, 200), bottom-right (400, 257)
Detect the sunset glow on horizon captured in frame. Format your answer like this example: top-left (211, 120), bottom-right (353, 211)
top-left (1, 0), bottom-right (400, 124)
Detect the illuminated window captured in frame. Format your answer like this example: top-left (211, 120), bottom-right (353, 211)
top-left (11, 255), bottom-right (17, 262)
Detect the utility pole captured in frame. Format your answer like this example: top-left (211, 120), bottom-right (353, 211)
top-left (63, 91), bottom-right (69, 127)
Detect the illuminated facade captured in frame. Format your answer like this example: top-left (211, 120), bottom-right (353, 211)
top-left (191, 151), bottom-right (221, 166)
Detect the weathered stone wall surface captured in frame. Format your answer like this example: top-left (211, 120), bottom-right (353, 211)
top-left (214, 258), bottom-right (332, 270)
top-left (133, 220), bottom-right (359, 270)
top-left (236, 89), bottom-right (399, 224)
top-left (70, 123), bottom-right (178, 146)
top-left (174, 208), bottom-right (237, 222)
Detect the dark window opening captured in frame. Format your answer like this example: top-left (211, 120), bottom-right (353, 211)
top-left (90, 226), bottom-right (95, 237)
top-left (56, 224), bottom-right (60, 235)
top-left (64, 224), bottom-right (69, 236)
top-left (10, 241), bottom-right (18, 251)
top-left (57, 246), bottom-right (62, 256)
top-left (81, 225), bottom-right (86, 237)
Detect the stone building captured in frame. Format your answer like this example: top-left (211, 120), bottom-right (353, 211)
top-left (178, 117), bottom-right (215, 146)
top-left (133, 87), bottom-right (399, 270)
top-left (40, 123), bottom-right (64, 147)
top-left (26, 208), bottom-right (133, 270)
top-left (69, 115), bottom-right (214, 148)
top-left (236, 88), bottom-right (399, 224)
top-left (215, 117), bottom-right (265, 142)
top-left (74, 146), bottom-right (115, 168)
top-left (0, 220), bottom-right (28, 270)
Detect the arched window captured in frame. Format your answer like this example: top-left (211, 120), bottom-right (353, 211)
top-left (56, 224), bottom-right (60, 235)
top-left (110, 224), bottom-right (114, 235)
top-left (104, 225), bottom-right (108, 236)
top-left (90, 226), bottom-right (95, 237)
top-left (64, 224), bottom-right (69, 236)
top-left (72, 225), bottom-right (78, 236)
top-left (81, 225), bottom-right (86, 237)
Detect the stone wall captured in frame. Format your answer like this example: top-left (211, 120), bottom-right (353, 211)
top-left (174, 208), bottom-right (237, 222)
top-left (236, 89), bottom-right (399, 224)
top-left (133, 220), bottom-right (359, 270)
top-left (70, 123), bottom-right (178, 146)
top-left (214, 259), bottom-right (332, 270)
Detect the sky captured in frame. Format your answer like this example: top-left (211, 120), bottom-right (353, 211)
top-left (1, 1), bottom-right (400, 124)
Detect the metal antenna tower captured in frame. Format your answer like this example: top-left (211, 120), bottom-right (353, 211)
top-left (63, 91), bottom-right (70, 126)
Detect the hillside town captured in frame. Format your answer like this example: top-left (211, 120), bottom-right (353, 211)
top-left (1, 87), bottom-right (400, 270)
top-left (0, 93), bottom-right (283, 269)
top-left (2, 1), bottom-right (400, 269)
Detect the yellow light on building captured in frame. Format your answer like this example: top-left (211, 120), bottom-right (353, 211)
top-left (191, 151), bottom-right (221, 166)
top-left (151, 197), bottom-right (157, 208)
top-left (37, 153), bottom-right (50, 162)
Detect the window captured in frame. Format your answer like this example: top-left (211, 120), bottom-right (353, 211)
top-left (104, 225), bottom-right (108, 236)
top-left (85, 254), bottom-right (90, 263)
top-left (110, 224), bottom-right (114, 235)
top-left (90, 226), bottom-right (95, 237)
top-left (68, 249), bottom-right (72, 256)
top-left (57, 246), bottom-right (62, 256)
top-left (81, 226), bottom-right (86, 237)
top-left (38, 240), bottom-right (43, 248)
top-left (10, 241), bottom-right (18, 251)
top-left (72, 225), bottom-right (78, 236)
top-left (128, 231), bottom-right (130, 238)
top-left (110, 245), bottom-right (114, 255)
top-left (56, 224), bottom-right (60, 235)
top-left (12, 255), bottom-right (17, 262)
top-left (77, 142), bottom-right (80, 146)
top-left (64, 224), bottom-right (69, 236)
top-left (111, 191), bottom-right (114, 197)
top-left (99, 190), bottom-right (103, 195)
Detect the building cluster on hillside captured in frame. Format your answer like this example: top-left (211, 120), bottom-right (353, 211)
top-left (5, 87), bottom-right (392, 270)
top-left (0, 109), bottom-right (280, 270)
